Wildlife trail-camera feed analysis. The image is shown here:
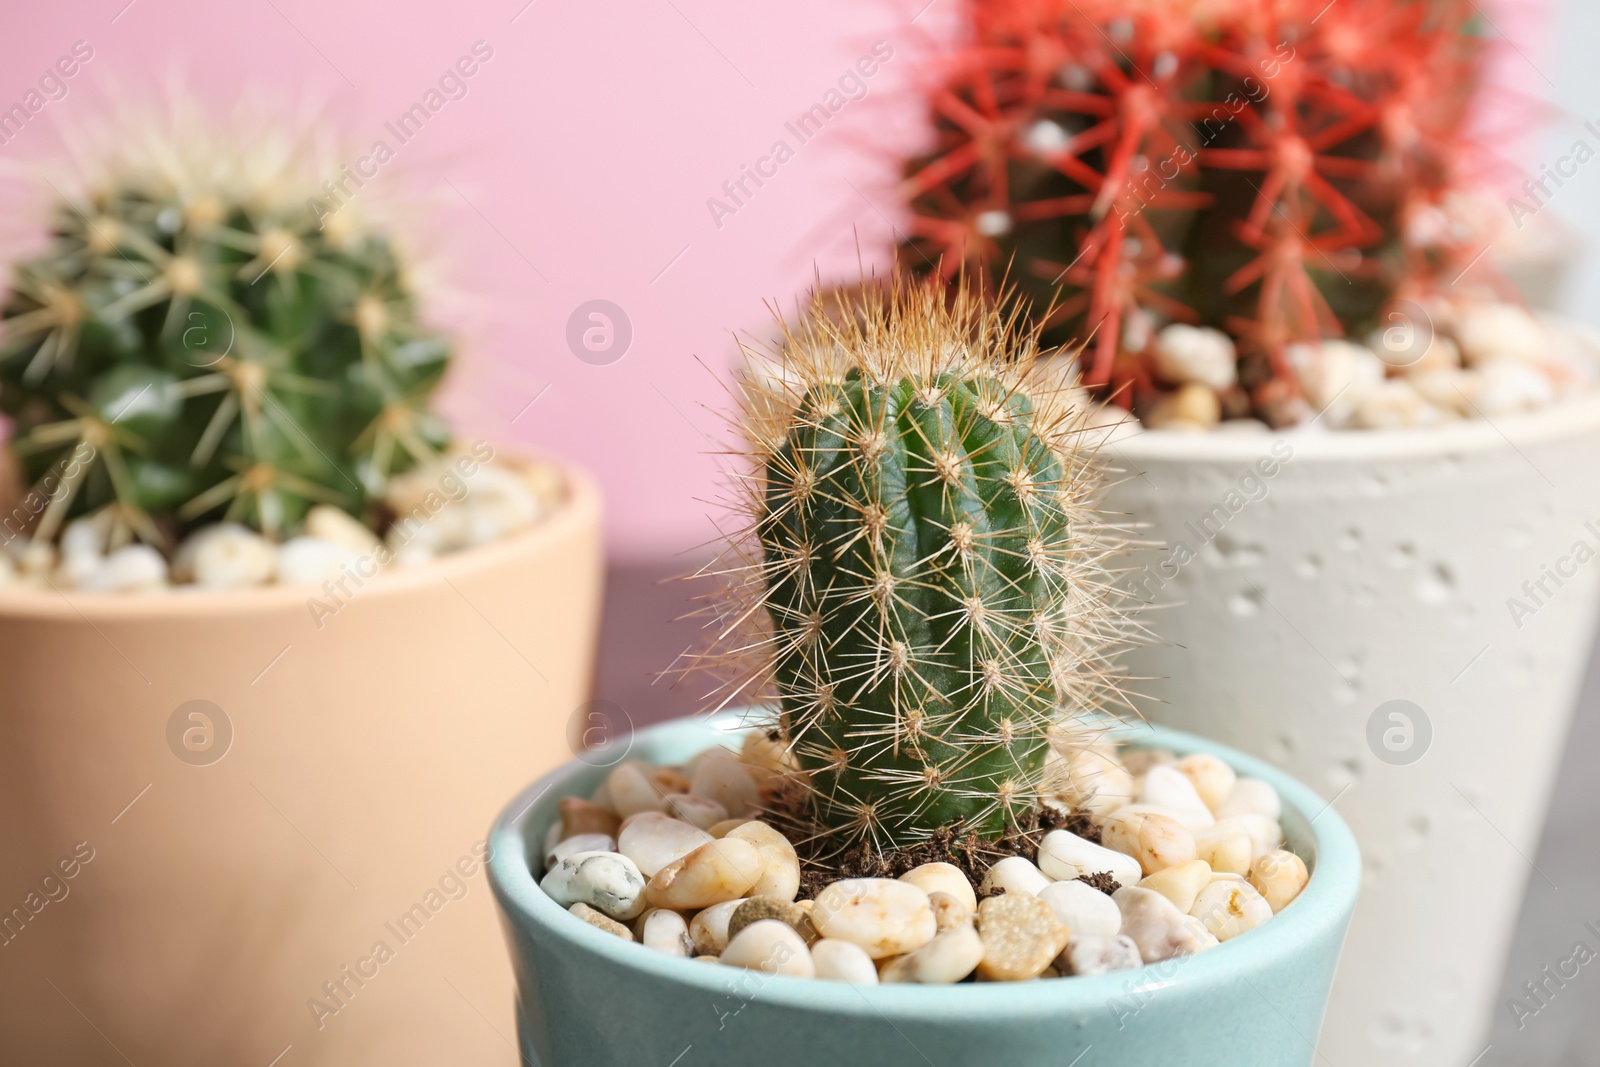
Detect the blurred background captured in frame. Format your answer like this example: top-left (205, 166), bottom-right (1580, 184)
top-left (1, 0), bottom-right (1596, 1062)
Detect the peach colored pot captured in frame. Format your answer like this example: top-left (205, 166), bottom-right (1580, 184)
top-left (0, 454), bottom-right (602, 1067)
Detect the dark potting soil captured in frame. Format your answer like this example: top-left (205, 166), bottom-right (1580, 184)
top-left (764, 783), bottom-right (1120, 902)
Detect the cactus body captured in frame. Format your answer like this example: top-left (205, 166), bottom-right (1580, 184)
top-left (898, 0), bottom-right (1489, 424)
top-left (724, 280), bottom-right (1127, 851)
top-left (0, 116), bottom-right (451, 549)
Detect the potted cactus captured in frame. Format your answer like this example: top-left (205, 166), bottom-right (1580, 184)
top-left (488, 279), bottom-right (1359, 1067)
top-left (0, 108), bottom-right (602, 1065)
top-left (889, 1), bottom-right (1600, 1062)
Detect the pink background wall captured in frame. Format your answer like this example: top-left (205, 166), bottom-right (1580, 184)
top-left (0, 1), bottom-right (1557, 562)
top-left (0, 0), bottom-right (943, 561)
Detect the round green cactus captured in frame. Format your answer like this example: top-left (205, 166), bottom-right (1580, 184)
top-left (0, 121), bottom-right (451, 550)
top-left (723, 279), bottom-right (1127, 851)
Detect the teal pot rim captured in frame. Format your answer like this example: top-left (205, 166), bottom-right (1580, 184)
top-left (488, 712), bottom-right (1361, 1018)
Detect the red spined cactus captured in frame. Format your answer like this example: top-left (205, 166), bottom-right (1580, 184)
top-left (898, 0), bottom-right (1491, 424)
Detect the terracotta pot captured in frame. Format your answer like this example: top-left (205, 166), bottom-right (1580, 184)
top-left (1102, 391), bottom-right (1600, 1066)
top-left (0, 453), bottom-right (603, 1066)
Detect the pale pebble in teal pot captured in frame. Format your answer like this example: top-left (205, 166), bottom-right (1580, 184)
top-left (489, 714), bottom-right (1360, 1067)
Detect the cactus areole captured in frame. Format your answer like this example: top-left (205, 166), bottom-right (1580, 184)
top-left (730, 280), bottom-right (1126, 851)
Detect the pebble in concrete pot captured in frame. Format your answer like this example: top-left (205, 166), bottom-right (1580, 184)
top-left (0, 112), bottom-right (604, 1064)
top-left (489, 713), bottom-right (1360, 1067)
top-left (1104, 392), bottom-right (1600, 1065)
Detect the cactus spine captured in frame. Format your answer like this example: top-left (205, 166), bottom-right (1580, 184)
top-left (0, 111), bottom-right (452, 551)
top-left (721, 279), bottom-right (1127, 851)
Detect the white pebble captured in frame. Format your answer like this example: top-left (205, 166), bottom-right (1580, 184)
top-left (1152, 324), bottom-right (1237, 390)
top-left (1350, 378), bottom-right (1447, 429)
top-left (545, 832), bottom-right (616, 871)
top-left (1024, 118), bottom-right (1070, 156)
top-left (608, 761), bottom-right (670, 818)
top-left (1114, 886), bottom-right (1215, 963)
top-left (181, 523), bottom-right (277, 589)
top-left (540, 851), bottom-right (647, 921)
top-left (1197, 833), bottom-right (1253, 876)
top-left (1058, 749), bottom-right (1135, 815)
top-left (1189, 879), bottom-right (1273, 941)
top-left (1216, 779), bottom-right (1281, 821)
top-left (386, 462), bottom-right (539, 554)
top-left (618, 813), bottom-right (713, 878)
top-left (721, 919), bottom-right (814, 977)
top-left (928, 891), bottom-right (974, 933)
top-left (880, 926), bottom-right (984, 984)
top-left (275, 536), bottom-right (361, 586)
top-left (1173, 754), bottom-right (1237, 813)
top-left (304, 504), bottom-right (382, 555)
top-left (899, 862), bottom-right (977, 912)
top-left (811, 878), bottom-right (937, 960)
top-left (12, 539), bottom-right (55, 581)
top-left (1196, 815), bottom-right (1283, 862)
top-left (1287, 340), bottom-right (1386, 428)
top-left (461, 466), bottom-right (541, 547)
top-left (1477, 360), bottom-right (1556, 416)
top-left (1137, 859), bottom-right (1212, 914)
top-left (1037, 879), bottom-right (1122, 938)
top-left (724, 821), bottom-right (801, 901)
top-left (810, 938), bottom-right (880, 984)
top-left (1410, 367), bottom-right (1477, 416)
top-left (1100, 811), bottom-right (1197, 875)
top-left (60, 514), bottom-right (109, 561)
top-left (1454, 302), bottom-right (1545, 366)
top-left (1140, 764), bottom-right (1212, 817)
top-left (640, 909), bottom-right (694, 957)
top-left (689, 898), bottom-right (748, 955)
top-left (1060, 934), bottom-right (1142, 976)
top-left (690, 749), bottom-right (761, 819)
top-left (1145, 382), bottom-right (1221, 431)
top-left (664, 794), bottom-right (729, 831)
top-left (76, 544), bottom-right (168, 593)
top-left (646, 838), bottom-right (761, 909)
top-left (979, 855), bottom-right (1051, 898)
top-left (1116, 801), bottom-right (1215, 833)
top-left (1374, 327), bottom-right (1460, 374)
top-left (1249, 850), bottom-right (1310, 913)
top-left (1037, 830), bottom-right (1143, 888)
top-left (56, 547), bottom-right (102, 588)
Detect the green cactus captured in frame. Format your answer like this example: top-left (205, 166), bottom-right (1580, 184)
top-left (0, 123), bottom-right (451, 551)
top-left (725, 278), bottom-right (1125, 851)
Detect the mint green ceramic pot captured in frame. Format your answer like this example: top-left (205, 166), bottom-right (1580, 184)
top-left (489, 714), bottom-right (1359, 1067)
